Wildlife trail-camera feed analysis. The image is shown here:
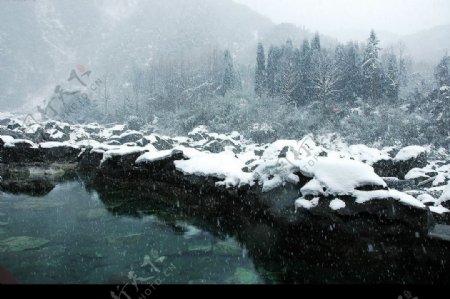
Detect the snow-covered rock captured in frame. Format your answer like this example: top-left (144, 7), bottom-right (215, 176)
top-left (394, 146), bottom-right (427, 162)
top-left (300, 157), bottom-right (386, 197)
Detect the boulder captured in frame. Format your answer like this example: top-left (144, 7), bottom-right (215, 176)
top-left (373, 153), bottom-right (428, 179)
top-left (0, 178), bottom-right (55, 196)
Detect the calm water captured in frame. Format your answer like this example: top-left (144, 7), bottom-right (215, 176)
top-left (0, 181), bottom-right (262, 284)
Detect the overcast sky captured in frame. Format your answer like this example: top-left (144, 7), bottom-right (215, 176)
top-left (234, 0), bottom-right (450, 40)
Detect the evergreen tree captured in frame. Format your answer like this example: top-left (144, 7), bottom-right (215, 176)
top-left (435, 54), bottom-right (450, 87)
top-left (311, 33), bottom-right (321, 52)
top-left (255, 43), bottom-right (266, 97)
top-left (362, 30), bottom-right (383, 101)
top-left (384, 52), bottom-right (399, 101)
top-left (266, 46), bottom-right (282, 97)
top-left (299, 40), bottom-right (312, 105)
top-left (345, 42), bottom-right (364, 102)
top-left (221, 50), bottom-right (238, 96)
top-left (280, 39), bottom-right (299, 105)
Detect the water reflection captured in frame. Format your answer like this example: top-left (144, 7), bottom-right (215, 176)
top-left (1, 178), bottom-right (450, 284)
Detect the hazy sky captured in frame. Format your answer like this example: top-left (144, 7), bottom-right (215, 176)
top-left (234, 0), bottom-right (450, 40)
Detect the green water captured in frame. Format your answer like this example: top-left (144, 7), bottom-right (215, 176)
top-left (0, 181), bottom-right (262, 284)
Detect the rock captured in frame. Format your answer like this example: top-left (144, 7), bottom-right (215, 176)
top-left (382, 177), bottom-right (416, 191)
top-left (1, 144), bottom-right (81, 164)
top-left (204, 140), bottom-right (224, 153)
top-left (0, 236), bottom-right (49, 252)
top-left (1, 179), bottom-right (55, 196)
top-left (226, 267), bottom-right (260, 284)
top-left (373, 152), bottom-right (428, 180)
top-left (7, 120), bottom-right (21, 130)
top-left (152, 136), bottom-right (173, 150)
top-left (104, 140), bottom-right (121, 146)
top-left (117, 131), bottom-right (144, 144)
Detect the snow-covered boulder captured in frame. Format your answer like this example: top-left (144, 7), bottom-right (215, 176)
top-left (300, 157), bottom-right (387, 197)
top-left (372, 146), bottom-right (428, 179)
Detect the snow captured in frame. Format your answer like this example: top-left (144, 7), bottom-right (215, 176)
top-left (394, 146), bottom-right (427, 162)
top-left (430, 206), bottom-right (450, 214)
top-left (301, 178), bottom-right (324, 196)
top-left (354, 189), bottom-right (425, 208)
top-left (295, 197), bottom-right (319, 210)
top-left (135, 149), bottom-right (179, 164)
top-left (417, 193), bottom-right (437, 204)
top-left (329, 198), bottom-right (346, 210)
top-left (174, 149), bottom-right (254, 188)
top-left (347, 144), bottom-right (390, 165)
top-left (39, 141), bottom-right (78, 149)
top-left (405, 168), bottom-right (429, 180)
top-left (253, 158), bottom-right (300, 192)
top-left (438, 182), bottom-right (450, 204)
top-left (189, 125), bottom-right (208, 135)
top-left (4, 139), bottom-right (36, 148)
top-left (301, 157), bottom-right (386, 196)
top-left (100, 146), bottom-right (149, 164)
top-left (0, 135), bottom-right (15, 144)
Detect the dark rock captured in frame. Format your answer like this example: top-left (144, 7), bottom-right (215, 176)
top-left (118, 132), bottom-right (143, 144)
top-left (204, 140), bottom-right (224, 153)
top-left (382, 177), bottom-right (416, 191)
top-left (77, 148), bottom-right (104, 172)
top-left (373, 152), bottom-right (428, 179)
top-left (152, 136), bottom-right (173, 150)
top-left (7, 121), bottom-right (21, 130)
top-left (104, 140), bottom-right (121, 146)
top-left (0, 145), bottom-right (81, 164)
top-left (0, 178), bottom-right (55, 196)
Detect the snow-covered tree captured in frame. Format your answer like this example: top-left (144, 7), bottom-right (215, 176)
top-left (255, 43), bottom-right (266, 97)
top-left (362, 30), bottom-right (383, 101)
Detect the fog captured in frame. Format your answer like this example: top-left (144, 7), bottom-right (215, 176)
top-left (234, 0), bottom-right (450, 40)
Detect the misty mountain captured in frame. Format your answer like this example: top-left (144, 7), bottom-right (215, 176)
top-left (401, 24), bottom-right (450, 64)
top-left (0, 0), bottom-right (324, 110)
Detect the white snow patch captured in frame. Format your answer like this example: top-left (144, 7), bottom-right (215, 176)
top-left (0, 135), bottom-right (15, 144)
top-left (329, 198), bottom-right (346, 210)
top-left (39, 141), bottom-right (78, 149)
top-left (174, 149), bottom-right (254, 188)
top-left (301, 157), bottom-right (386, 196)
top-left (347, 144), bottom-right (390, 165)
top-left (438, 182), bottom-right (450, 204)
top-left (135, 149), bottom-right (179, 164)
top-left (295, 197), bottom-right (319, 210)
top-left (4, 139), bottom-right (36, 148)
top-left (101, 146), bottom-right (148, 164)
top-left (394, 146), bottom-right (427, 162)
top-left (417, 194), bottom-right (437, 204)
top-left (430, 206), bottom-right (450, 214)
top-left (354, 189), bottom-right (425, 208)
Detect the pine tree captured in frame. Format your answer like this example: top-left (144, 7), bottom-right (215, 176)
top-left (255, 43), bottom-right (266, 97)
top-left (266, 46), bottom-right (282, 97)
top-left (435, 54), bottom-right (450, 87)
top-left (280, 39), bottom-right (299, 105)
top-left (362, 30), bottom-right (383, 101)
top-left (299, 40), bottom-right (312, 105)
top-left (385, 52), bottom-right (399, 101)
top-left (311, 33), bottom-right (321, 52)
top-left (221, 50), bottom-right (238, 96)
